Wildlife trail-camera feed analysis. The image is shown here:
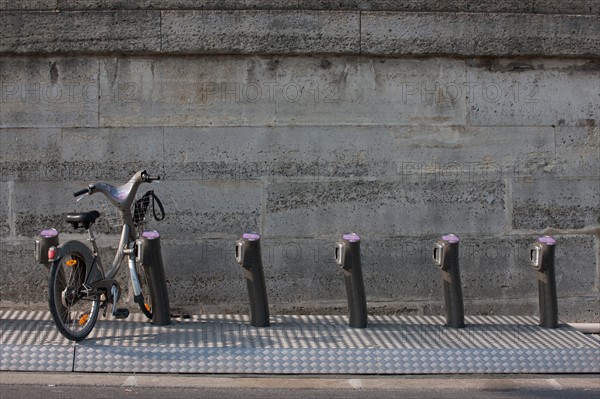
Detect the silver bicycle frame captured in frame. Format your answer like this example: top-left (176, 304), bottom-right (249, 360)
top-left (85, 175), bottom-right (145, 298)
top-left (107, 224), bottom-right (130, 279)
top-left (86, 223), bottom-right (143, 297)
top-left (109, 224), bottom-right (143, 297)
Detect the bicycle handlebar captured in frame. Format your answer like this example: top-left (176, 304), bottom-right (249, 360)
top-left (143, 175), bottom-right (161, 183)
top-left (73, 171), bottom-right (160, 204)
top-left (73, 188), bottom-right (89, 197)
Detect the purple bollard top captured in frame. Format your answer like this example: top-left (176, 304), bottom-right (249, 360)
top-left (442, 234), bottom-right (460, 243)
top-left (40, 228), bottom-right (59, 238)
top-left (242, 232), bottom-right (261, 241)
top-left (342, 233), bottom-right (361, 242)
top-left (538, 235), bottom-right (556, 245)
top-left (142, 230), bottom-right (161, 240)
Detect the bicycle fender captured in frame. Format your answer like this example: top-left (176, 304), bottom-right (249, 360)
top-left (54, 240), bottom-right (104, 284)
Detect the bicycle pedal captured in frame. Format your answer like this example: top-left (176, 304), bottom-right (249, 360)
top-left (114, 308), bottom-right (130, 319)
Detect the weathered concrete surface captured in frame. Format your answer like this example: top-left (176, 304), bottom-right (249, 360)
top-left (162, 10), bottom-right (360, 54)
top-left (1, 4), bottom-right (599, 322)
top-left (1, 54), bottom-right (598, 320)
top-left (0, 10), bottom-right (161, 54)
top-left (97, 57), bottom-right (598, 129)
top-left (97, 56), bottom-right (466, 127)
top-left (0, 58), bottom-right (99, 128)
top-left (10, 181), bottom-right (103, 237)
top-left (59, 128), bottom-right (164, 182)
top-left (0, 182), bottom-right (10, 236)
top-left (29, 0), bottom-right (600, 14)
top-left (160, 125), bottom-right (558, 182)
top-left (2, 124), bottom-right (581, 184)
top-left (2, 9), bottom-right (599, 56)
top-left (511, 179), bottom-right (600, 230)
top-left (465, 59), bottom-right (600, 127)
top-left (0, 128), bottom-right (62, 182)
top-left (0, 241), bottom-right (50, 305)
top-left (532, 1), bottom-right (600, 15)
top-left (158, 180), bottom-right (262, 237)
top-left (361, 12), bottom-right (600, 57)
top-left (0, 0), bottom-right (57, 9)
top-left (264, 180), bottom-right (507, 237)
top-left (555, 126), bottom-right (600, 179)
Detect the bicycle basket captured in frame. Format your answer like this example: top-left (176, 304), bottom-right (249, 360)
top-left (133, 191), bottom-right (152, 226)
top-left (133, 190), bottom-right (165, 227)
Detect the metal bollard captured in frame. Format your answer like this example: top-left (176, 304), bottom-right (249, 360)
top-left (529, 235), bottom-right (558, 328)
top-left (35, 228), bottom-right (60, 265)
top-left (432, 234), bottom-right (465, 328)
top-left (235, 232), bottom-right (270, 327)
top-left (334, 233), bottom-right (368, 328)
top-left (137, 230), bottom-right (171, 326)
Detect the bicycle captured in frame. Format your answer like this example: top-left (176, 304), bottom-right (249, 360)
top-left (35, 170), bottom-right (169, 341)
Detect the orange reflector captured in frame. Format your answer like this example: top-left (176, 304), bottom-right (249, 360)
top-left (78, 313), bottom-right (89, 326)
top-left (145, 303), bottom-right (151, 312)
top-left (66, 259), bottom-right (77, 267)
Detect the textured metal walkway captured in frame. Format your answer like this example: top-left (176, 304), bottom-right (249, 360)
top-left (1, 310), bottom-right (599, 374)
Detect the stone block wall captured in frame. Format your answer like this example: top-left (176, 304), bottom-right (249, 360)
top-left (1, 1), bottom-right (598, 321)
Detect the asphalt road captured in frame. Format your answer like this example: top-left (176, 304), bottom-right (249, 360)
top-left (1, 373), bottom-right (599, 399)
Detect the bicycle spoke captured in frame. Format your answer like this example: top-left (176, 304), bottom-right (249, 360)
top-left (49, 251), bottom-right (100, 341)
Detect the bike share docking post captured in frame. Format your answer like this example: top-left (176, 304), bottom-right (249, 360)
top-left (35, 228), bottom-right (60, 266)
top-left (235, 233), bottom-right (270, 327)
top-left (529, 236), bottom-right (558, 328)
top-left (334, 233), bottom-right (368, 328)
top-left (137, 230), bottom-right (171, 325)
top-left (432, 234), bottom-right (465, 328)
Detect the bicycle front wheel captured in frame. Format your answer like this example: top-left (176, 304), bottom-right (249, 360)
top-left (136, 262), bottom-right (154, 320)
top-left (48, 250), bottom-right (100, 341)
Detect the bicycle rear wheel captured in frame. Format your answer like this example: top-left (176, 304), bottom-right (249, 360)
top-left (136, 262), bottom-right (154, 320)
top-left (48, 249), bottom-right (100, 341)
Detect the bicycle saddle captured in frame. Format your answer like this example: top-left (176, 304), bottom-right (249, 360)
top-left (65, 211), bottom-right (101, 229)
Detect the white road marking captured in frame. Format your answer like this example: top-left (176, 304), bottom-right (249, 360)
top-left (348, 379), bottom-right (363, 390)
top-left (123, 376), bottom-right (137, 387)
top-left (547, 379), bottom-right (562, 390)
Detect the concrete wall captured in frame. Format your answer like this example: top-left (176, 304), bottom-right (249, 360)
top-left (1, 1), bottom-right (599, 321)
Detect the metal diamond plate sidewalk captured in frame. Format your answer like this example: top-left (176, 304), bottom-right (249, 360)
top-left (1, 310), bottom-right (599, 374)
